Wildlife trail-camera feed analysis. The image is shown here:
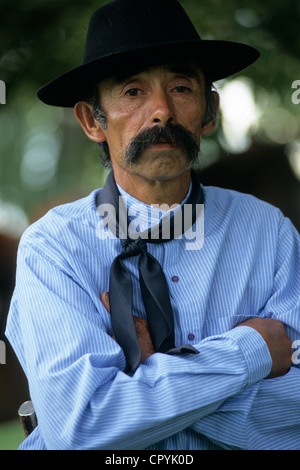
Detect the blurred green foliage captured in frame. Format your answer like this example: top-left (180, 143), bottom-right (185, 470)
top-left (0, 418), bottom-right (24, 450)
top-left (0, 0), bottom-right (299, 226)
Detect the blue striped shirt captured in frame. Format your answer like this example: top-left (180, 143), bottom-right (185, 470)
top-left (6, 181), bottom-right (300, 450)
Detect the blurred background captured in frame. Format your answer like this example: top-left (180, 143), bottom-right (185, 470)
top-left (0, 0), bottom-right (299, 449)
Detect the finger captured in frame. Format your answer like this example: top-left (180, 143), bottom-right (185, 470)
top-left (100, 291), bottom-right (110, 313)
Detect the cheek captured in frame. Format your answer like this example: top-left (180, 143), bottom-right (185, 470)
top-left (107, 103), bottom-right (147, 142)
top-left (181, 112), bottom-right (204, 142)
top-left (175, 96), bottom-right (206, 132)
top-left (105, 114), bottom-right (141, 157)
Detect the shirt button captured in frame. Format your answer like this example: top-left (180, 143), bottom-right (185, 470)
top-left (171, 275), bottom-right (179, 282)
top-left (188, 333), bottom-right (195, 341)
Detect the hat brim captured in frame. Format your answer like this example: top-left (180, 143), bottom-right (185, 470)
top-left (37, 39), bottom-right (259, 107)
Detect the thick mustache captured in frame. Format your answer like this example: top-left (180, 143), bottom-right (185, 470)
top-left (124, 124), bottom-right (200, 165)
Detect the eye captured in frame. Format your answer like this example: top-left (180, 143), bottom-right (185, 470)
top-left (125, 88), bottom-right (142, 97)
top-left (174, 86), bottom-right (191, 94)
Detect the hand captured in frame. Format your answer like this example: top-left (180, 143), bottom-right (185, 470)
top-left (236, 317), bottom-right (292, 379)
top-left (100, 292), bottom-right (155, 362)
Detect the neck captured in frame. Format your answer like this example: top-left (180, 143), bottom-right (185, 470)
top-left (111, 167), bottom-right (192, 206)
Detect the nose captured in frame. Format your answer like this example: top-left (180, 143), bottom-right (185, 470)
top-left (150, 88), bottom-right (174, 126)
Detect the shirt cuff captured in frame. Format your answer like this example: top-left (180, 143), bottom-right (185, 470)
top-left (226, 325), bottom-right (272, 386)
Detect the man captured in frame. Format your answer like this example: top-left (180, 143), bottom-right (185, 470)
top-left (6, 0), bottom-right (300, 450)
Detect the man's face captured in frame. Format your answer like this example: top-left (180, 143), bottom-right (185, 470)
top-left (95, 63), bottom-right (217, 182)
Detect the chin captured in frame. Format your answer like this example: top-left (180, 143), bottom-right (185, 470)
top-left (138, 162), bottom-right (192, 182)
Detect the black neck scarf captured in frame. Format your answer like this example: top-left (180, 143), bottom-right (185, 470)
top-left (96, 170), bottom-right (203, 375)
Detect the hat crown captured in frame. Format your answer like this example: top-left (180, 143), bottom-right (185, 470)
top-left (83, 0), bottom-right (200, 64)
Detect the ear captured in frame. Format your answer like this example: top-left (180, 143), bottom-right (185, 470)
top-left (74, 101), bottom-right (106, 142)
top-left (200, 91), bottom-right (220, 136)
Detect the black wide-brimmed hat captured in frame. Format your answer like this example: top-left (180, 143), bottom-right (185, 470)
top-left (37, 0), bottom-right (260, 107)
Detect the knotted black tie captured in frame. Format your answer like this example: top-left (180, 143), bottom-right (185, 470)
top-left (96, 170), bottom-right (204, 375)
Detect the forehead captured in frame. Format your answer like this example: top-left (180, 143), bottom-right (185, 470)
top-left (99, 62), bottom-right (205, 90)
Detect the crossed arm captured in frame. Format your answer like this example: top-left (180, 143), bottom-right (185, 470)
top-left (8, 269), bottom-right (298, 450)
top-left (100, 292), bottom-right (292, 379)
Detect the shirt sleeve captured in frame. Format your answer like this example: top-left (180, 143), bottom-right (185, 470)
top-left (191, 215), bottom-right (300, 450)
top-left (191, 366), bottom-right (300, 450)
top-left (6, 238), bottom-right (272, 450)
